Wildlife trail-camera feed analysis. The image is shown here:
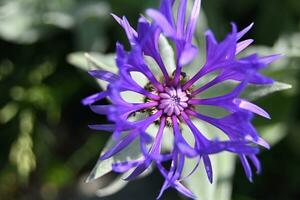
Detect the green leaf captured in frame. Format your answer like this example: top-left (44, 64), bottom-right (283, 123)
top-left (182, 112), bottom-right (288, 200)
top-left (214, 154), bottom-right (236, 200)
top-left (158, 35), bottom-right (176, 74)
top-left (95, 174), bottom-right (129, 197)
top-left (86, 116), bottom-right (162, 184)
top-left (242, 81), bottom-right (292, 101)
top-left (67, 52), bottom-right (89, 71)
top-left (0, 102), bottom-right (19, 124)
top-left (67, 52), bottom-right (117, 89)
top-left (95, 166), bottom-right (153, 197)
top-left (183, 153), bottom-right (235, 200)
top-left (43, 12), bottom-right (75, 29)
top-left (242, 35), bottom-right (299, 99)
top-left (273, 33), bottom-right (300, 58)
top-left (190, 77), bottom-right (292, 103)
top-left (259, 123), bottom-right (287, 146)
top-left (181, 118), bottom-right (235, 200)
top-left (183, 156), bottom-right (218, 200)
top-left (144, 35), bottom-right (176, 81)
top-left (0, 1), bottom-right (40, 44)
top-left (86, 117), bottom-right (157, 183)
top-left (67, 52), bottom-right (117, 73)
top-left (9, 110), bottom-right (36, 179)
top-left (75, 2), bottom-right (110, 20)
top-left (247, 33), bottom-right (300, 59)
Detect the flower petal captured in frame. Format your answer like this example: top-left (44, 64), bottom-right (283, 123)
top-left (146, 9), bottom-right (176, 38)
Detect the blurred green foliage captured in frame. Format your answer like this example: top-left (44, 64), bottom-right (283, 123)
top-left (0, 0), bottom-right (299, 200)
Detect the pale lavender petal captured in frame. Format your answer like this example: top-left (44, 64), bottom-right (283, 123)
top-left (179, 45), bottom-right (198, 66)
top-left (256, 137), bottom-right (270, 149)
top-left (237, 23), bottom-right (254, 40)
top-left (259, 54), bottom-right (283, 65)
top-left (186, 0), bottom-right (202, 42)
top-left (233, 98), bottom-right (271, 119)
top-left (236, 39), bottom-right (254, 55)
top-left (159, 93), bottom-right (171, 98)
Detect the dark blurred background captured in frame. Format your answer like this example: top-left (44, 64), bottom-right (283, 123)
top-left (0, 0), bottom-right (299, 200)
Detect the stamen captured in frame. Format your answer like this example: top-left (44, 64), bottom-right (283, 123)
top-left (158, 86), bottom-right (189, 116)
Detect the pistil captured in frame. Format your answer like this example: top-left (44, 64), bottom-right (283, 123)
top-left (158, 86), bottom-right (189, 116)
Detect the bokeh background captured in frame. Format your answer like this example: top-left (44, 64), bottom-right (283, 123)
top-left (0, 0), bottom-right (299, 200)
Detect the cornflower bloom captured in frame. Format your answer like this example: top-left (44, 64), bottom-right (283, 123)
top-left (83, 0), bottom-right (280, 198)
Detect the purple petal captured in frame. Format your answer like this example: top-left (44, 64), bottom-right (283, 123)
top-left (81, 91), bottom-right (109, 105)
top-left (150, 117), bottom-right (166, 156)
top-left (205, 30), bottom-right (218, 59)
top-left (240, 155), bottom-right (253, 182)
top-left (172, 116), bottom-right (197, 157)
top-left (176, 0), bottom-right (187, 38)
top-left (137, 16), bottom-right (160, 57)
top-left (202, 140), bottom-right (259, 155)
top-left (112, 160), bottom-right (141, 173)
top-left (180, 157), bottom-right (201, 181)
top-left (90, 105), bottom-right (112, 115)
top-left (88, 124), bottom-right (115, 132)
top-left (156, 162), bottom-right (196, 200)
top-left (249, 155), bottom-right (262, 174)
top-left (173, 181), bottom-right (196, 199)
top-left (88, 70), bottom-right (119, 83)
top-left (156, 161), bottom-right (176, 199)
top-left (146, 9), bottom-right (176, 38)
top-left (159, 0), bottom-right (175, 27)
top-left (124, 161), bottom-right (150, 181)
top-left (203, 155), bottom-right (213, 183)
top-left (111, 14), bottom-right (137, 45)
top-left (100, 130), bottom-right (139, 160)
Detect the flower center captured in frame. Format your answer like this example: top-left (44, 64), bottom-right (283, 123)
top-left (158, 86), bottom-right (189, 116)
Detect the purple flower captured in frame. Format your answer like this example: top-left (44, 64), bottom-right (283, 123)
top-left (83, 0), bottom-right (280, 199)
